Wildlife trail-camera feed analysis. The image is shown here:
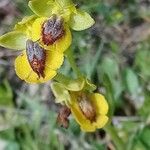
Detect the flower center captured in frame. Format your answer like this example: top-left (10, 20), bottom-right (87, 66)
top-left (41, 15), bottom-right (65, 45)
top-left (26, 40), bottom-right (46, 78)
top-left (77, 93), bottom-right (96, 122)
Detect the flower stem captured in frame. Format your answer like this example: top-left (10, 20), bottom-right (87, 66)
top-left (54, 73), bottom-right (71, 83)
top-left (105, 125), bottom-right (125, 150)
top-left (65, 48), bottom-right (82, 77)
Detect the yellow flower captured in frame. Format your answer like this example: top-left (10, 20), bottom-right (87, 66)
top-left (69, 92), bottom-right (109, 132)
top-left (0, 15), bottom-right (70, 83)
top-left (15, 40), bottom-right (64, 83)
top-left (7, 15), bottom-right (65, 83)
top-left (51, 78), bottom-right (109, 132)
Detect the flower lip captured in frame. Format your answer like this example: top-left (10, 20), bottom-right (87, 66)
top-left (26, 39), bottom-right (46, 78)
top-left (41, 15), bottom-right (65, 45)
top-left (77, 93), bottom-right (96, 122)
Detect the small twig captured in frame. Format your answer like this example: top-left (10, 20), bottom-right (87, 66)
top-left (113, 116), bottom-right (143, 122)
top-left (0, 0), bottom-right (10, 8)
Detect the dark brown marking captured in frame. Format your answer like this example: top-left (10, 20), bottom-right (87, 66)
top-left (78, 93), bottom-right (96, 122)
top-left (26, 40), bottom-right (46, 78)
top-left (57, 106), bottom-right (71, 128)
top-left (42, 15), bottom-right (65, 45)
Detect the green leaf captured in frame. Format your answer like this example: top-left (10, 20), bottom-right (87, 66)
top-left (139, 127), bottom-right (150, 148)
top-left (28, 0), bottom-right (54, 17)
top-left (84, 42), bottom-right (103, 79)
top-left (138, 91), bottom-right (150, 116)
top-left (135, 49), bottom-right (150, 80)
top-left (103, 74), bottom-right (115, 117)
top-left (125, 68), bottom-right (139, 95)
top-left (131, 126), bottom-right (150, 150)
top-left (0, 80), bottom-right (13, 106)
top-left (69, 10), bottom-right (95, 31)
top-left (5, 141), bottom-right (20, 150)
top-left (98, 56), bottom-right (123, 101)
top-left (100, 57), bottom-right (119, 79)
top-left (51, 82), bottom-right (71, 103)
top-left (0, 31), bottom-right (27, 50)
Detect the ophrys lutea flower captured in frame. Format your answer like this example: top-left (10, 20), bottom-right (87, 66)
top-left (51, 78), bottom-right (109, 132)
top-left (70, 92), bottom-right (109, 132)
top-left (0, 15), bottom-right (67, 83)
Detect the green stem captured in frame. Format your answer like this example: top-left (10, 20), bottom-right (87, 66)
top-left (105, 125), bottom-right (125, 150)
top-left (66, 48), bottom-right (82, 77)
top-left (54, 73), bottom-right (71, 83)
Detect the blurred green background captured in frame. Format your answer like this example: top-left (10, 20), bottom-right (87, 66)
top-left (0, 0), bottom-right (150, 149)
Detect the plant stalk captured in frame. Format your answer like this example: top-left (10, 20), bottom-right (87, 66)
top-left (105, 125), bottom-right (125, 150)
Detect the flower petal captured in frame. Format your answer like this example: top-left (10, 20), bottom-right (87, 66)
top-left (28, 0), bottom-right (54, 17)
top-left (81, 115), bottom-right (108, 132)
top-left (46, 50), bottom-right (64, 70)
top-left (0, 31), bottom-right (27, 50)
top-left (69, 93), bottom-right (87, 125)
top-left (90, 93), bottom-right (109, 115)
top-left (80, 122), bottom-right (95, 132)
top-left (31, 17), bottom-right (47, 41)
top-left (62, 78), bottom-right (85, 91)
top-left (51, 82), bottom-right (71, 103)
top-left (56, 0), bottom-right (74, 8)
top-left (69, 10), bottom-right (95, 31)
top-left (94, 115), bottom-right (109, 129)
top-left (14, 15), bottom-right (37, 40)
top-left (15, 50), bottom-right (63, 83)
top-left (52, 25), bottom-right (72, 53)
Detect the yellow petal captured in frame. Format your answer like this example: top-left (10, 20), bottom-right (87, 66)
top-left (15, 51), bottom-right (32, 80)
top-left (15, 50), bottom-right (63, 83)
top-left (94, 115), bottom-right (109, 129)
top-left (90, 93), bottom-right (109, 115)
top-left (81, 115), bottom-right (108, 132)
top-left (46, 50), bottom-right (64, 70)
top-left (80, 122), bottom-right (95, 132)
top-left (30, 17), bottom-right (47, 41)
top-left (69, 93), bottom-right (87, 125)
